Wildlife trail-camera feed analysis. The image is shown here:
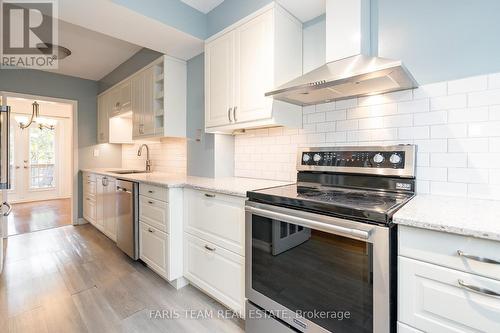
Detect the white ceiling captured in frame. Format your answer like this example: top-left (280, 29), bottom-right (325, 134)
top-left (277, 0), bottom-right (325, 22)
top-left (181, 0), bottom-right (224, 13)
top-left (41, 20), bottom-right (141, 81)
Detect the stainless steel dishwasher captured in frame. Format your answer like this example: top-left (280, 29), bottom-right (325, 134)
top-left (116, 179), bottom-right (139, 259)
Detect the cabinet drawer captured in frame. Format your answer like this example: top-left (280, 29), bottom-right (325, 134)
top-left (184, 233), bottom-right (244, 315)
top-left (139, 222), bottom-right (169, 278)
top-left (140, 183), bottom-right (168, 202)
top-left (83, 180), bottom-right (96, 197)
top-left (399, 256), bottom-right (500, 333)
top-left (184, 189), bottom-right (245, 255)
top-left (83, 197), bottom-right (96, 223)
top-left (399, 226), bottom-right (500, 281)
top-left (139, 195), bottom-right (169, 233)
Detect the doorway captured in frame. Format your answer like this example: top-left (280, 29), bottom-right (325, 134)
top-left (1, 93), bottom-right (76, 237)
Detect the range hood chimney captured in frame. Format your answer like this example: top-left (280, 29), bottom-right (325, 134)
top-left (265, 0), bottom-right (418, 106)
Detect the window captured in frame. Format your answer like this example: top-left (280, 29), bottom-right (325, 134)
top-left (29, 126), bottom-right (56, 189)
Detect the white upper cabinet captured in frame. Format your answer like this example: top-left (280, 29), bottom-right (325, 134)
top-left (98, 55), bottom-right (187, 143)
top-left (205, 31), bottom-right (235, 128)
top-left (97, 94), bottom-right (109, 144)
top-left (205, 3), bottom-right (303, 134)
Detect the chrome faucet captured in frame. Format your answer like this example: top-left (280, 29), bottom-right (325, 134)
top-left (137, 144), bottom-right (152, 172)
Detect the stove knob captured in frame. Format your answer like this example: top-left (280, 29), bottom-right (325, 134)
top-left (389, 153), bottom-right (402, 164)
top-left (302, 153), bottom-right (311, 163)
top-left (373, 153), bottom-right (384, 164)
top-left (313, 153), bottom-right (322, 162)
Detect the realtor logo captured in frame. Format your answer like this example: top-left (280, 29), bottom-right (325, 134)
top-left (1, 0), bottom-right (59, 69)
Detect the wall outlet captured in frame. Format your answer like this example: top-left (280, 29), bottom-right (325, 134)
top-left (93, 148), bottom-right (100, 157)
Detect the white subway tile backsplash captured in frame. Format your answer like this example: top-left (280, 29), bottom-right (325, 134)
top-left (431, 153), bottom-right (467, 168)
top-left (468, 89), bottom-right (500, 107)
top-left (336, 119), bottom-right (358, 131)
top-left (398, 126), bottom-right (429, 140)
top-left (413, 82), bottom-right (447, 99)
top-left (448, 168), bottom-right (489, 184)
top-left (448, 75), bottom-right (487, 95)
top-left (398, 99), bottom-right (429, 114)
top-left (431, 94), bottom-right (467, 110)
top-left (468, 121), bottom-right (500, 137)
top-left (413, 111), bottom-right (447, 125)
top-left (430, 182), bottom-right (467, 197)
top-left (430, 124), bottom-right (467, 138)
top-left (417, 167), bottom-right (447, 181)
top-left (448, 138), bottom-right (489, 152)
top-left (489, 73), bottom-right (500, 90)
top-left (233, 72), bottom-right (500, 199)
top-left (447, 107), bottom-right (489, 123)
top-left (326, 110), bottom-right (347, 121)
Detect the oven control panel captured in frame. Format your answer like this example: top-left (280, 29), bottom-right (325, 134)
top-left (301, 150), bottom-right (406, 169)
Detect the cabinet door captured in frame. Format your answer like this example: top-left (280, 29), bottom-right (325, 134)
top-left (83, 198), bottom-right (96, 224)
top-left (205, 31), bottom-right (235, 128)
top-left (97, 94), bottom-right (109, 143)
top-left (109, 87), bottom-right (121, 117)
top-left (119, 81), bottom-right (132, 112)
top-left (103, 179), bottom-right (117, 241)
top-left (234, 10), bottom-right (274, 123)
top-left (131, 72), bottom-right (144, 138)
top-left (139, 222), bottom-right (168, 277)
top-left (142, 67), bottom-right (155, 136)
top-left (95, 177), bottom-right (105, 231)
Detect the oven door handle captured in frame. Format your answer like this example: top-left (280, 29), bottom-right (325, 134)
top-left (246, 206), bottom-right (372, 240)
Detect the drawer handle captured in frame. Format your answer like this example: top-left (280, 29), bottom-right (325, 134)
top-left (204, 193), bottom-right (215, 198)
top-left (148, 201), bottom-right (154, 204)
top-left (458, 279), bottom-right (500, 298)
top-left (148, 190), bottom-right (154, 194)
top-left (457, 250), bottom-right (500, 265)
top-left (148, 228), bottom-right (154, 233)
top-left (204, 245), bottom-right (216, 252)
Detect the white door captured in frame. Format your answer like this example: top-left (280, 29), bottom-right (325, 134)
top-left (9, 113), bottom-right (59, 202)
top-left (205, 31), bottom-right (235, 128)
top-left (234, 10), bottom-right (274, 123)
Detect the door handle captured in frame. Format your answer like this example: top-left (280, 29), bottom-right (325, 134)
top-left (233, 106), bottom-right (237, 122)
top-left (2, 202), bottom-right (12, 216)
top-left (228, 107), bottom-right (233, 122)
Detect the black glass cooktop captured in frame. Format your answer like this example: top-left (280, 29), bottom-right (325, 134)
top-left (247, 183), bottom-right (414, 225)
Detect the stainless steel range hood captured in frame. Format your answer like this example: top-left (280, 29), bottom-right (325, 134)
top-left (266, 0), bottom-right (418, 106)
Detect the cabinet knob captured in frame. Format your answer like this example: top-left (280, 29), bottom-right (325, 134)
top-left (148, 190), bottom-right (154, 194)
top-left (148, 228), bottom-right (154, 233)
top-left (148, 200), bottom-right (153, 204)
top-left (204, 193), bottom-right (215, 198)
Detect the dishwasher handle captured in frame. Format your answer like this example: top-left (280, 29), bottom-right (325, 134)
top-left (116, 185), bottom-right (132, 194)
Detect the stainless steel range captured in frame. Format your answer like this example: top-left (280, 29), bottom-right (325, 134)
top-left (245, 145), bottom-right (416, 333)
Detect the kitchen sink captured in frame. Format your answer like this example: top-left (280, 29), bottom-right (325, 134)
top-left (107, 170), bottom-right (148, 174)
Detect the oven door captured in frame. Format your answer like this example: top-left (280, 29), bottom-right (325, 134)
top-left (245, 201), bottom-right (391, 333)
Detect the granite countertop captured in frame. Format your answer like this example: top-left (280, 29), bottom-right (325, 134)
top-left (394, 194), bottom-right (500, 241)
top-left (81, 168), bottom-right (292, 197)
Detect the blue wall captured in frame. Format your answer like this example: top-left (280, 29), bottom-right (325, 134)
top-left (186, 53), bottom-right (215, 177)
top-left (378, 0), bottom-right (500, 84)
top-left (206, 0), bottom-right (271, 37)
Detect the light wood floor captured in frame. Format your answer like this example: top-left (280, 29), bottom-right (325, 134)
top-left (7, 199), bottom-right (72, 236)
top-left (0, 224), bottom-right (244, 333)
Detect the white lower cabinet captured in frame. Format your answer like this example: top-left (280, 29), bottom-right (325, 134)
top-left (184, 233), bottom-right (245, 315)
top-left (95, 175), bottom-right (116, 241)
top-left (398, 226), bottom-right (500, 333)
top-left (183, 188), bottom-right (246, 315)
top-left (140, 222), bottom-right (169, 277)
top-left (139, 185), bottom-right (183, 285)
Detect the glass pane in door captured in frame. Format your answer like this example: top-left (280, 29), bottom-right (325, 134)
top-left (252, 215), bottom-right (373, 332)
top-left (29, 126), bottom-right (55, 189)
